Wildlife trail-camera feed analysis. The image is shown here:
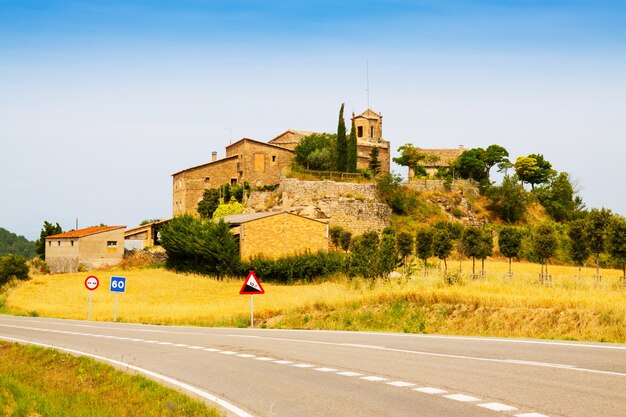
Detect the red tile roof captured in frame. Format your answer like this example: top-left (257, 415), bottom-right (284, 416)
top-left (46, 226), bottom-right (125, 239)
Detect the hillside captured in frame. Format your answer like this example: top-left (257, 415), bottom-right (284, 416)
top-left (0, 227), bottom-right (36, 259)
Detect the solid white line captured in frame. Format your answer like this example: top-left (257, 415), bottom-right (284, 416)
top-left (0, 335), bottom-right (255, 417)
top-left (414, 387), bottom-right (447, 394)
top-left (478, 402), bottom-right (518, 411)
top-left (387, 381), bottom-right (415, 388)
top-left (445, 394), bottom-right (480, 402)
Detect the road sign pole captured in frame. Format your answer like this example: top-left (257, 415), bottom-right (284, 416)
top-left (88, 291), bottom-right (92, 321)
top-left (113, 293), bottom-right (119, 321)
top-left (250, 295), bottom-right (254, 327)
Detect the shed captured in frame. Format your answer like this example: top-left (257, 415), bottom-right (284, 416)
top-left (124, 219), bottom-right (171, 250)
top-left (45, 226), bottom-right (125, 274)
top-left (220, 212), bottom-right (328, 260)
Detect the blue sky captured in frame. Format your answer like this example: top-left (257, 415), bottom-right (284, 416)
top-left (1, 1), bottom-right (625, 240)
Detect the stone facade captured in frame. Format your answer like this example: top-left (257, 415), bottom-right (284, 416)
top-left (172, 108), bottom-right (391, 218)
top-left (408, 147), bottom-right (465, 177)
top-left (246, 178), bottom-right (391, 235)
top-left (124, 219), bottom-right (170, 250)
top-left (223, 212), bottom-right (328, 260)
top-left (45, 226), bottom-right (125, 274)
top-left (172, 139), bottom-right (293, 216)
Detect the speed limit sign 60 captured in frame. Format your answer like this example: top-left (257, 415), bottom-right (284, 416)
top-left (85, 276), bottom-right (99, 291)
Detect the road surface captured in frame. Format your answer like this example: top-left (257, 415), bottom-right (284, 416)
top-left (1, 315), bottom-right (624, 417)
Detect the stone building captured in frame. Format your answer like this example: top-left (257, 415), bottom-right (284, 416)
top-left (172, 108), bottom-right (391, 217)
top-left (124, 219), bottom-right (170, 250)
top-left (408, 147), bottom-right (465, 178)
top-left (221, 212), bottom-right (328, 260)
top-left (45, 226), bottom-right (125, 273)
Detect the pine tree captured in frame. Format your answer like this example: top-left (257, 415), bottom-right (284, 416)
top-left (336, 103), bottom-right (347, 172)
top-left (347, 118), bottom-right (357, 172)
top-left (369, 147), bottom-right (381, 176)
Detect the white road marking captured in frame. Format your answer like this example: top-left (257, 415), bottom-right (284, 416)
top-left (254, 357), bottom-right (274, 361)
top-left (188, 346), bottom-right (205, 350)
top-left (172, 343), bottom-right (188, 347)
top-left (479, 402), bottom-right (518, 411)
top-left (157, 341), bottom-right (173, 345)
top-left (238, 354), bottom-right (256, 358)
top-left (360, 376), bottom-right (388, 382)
top-left (387, 381), bottom-right (415, 387)
top-left (203, 348), bottom-right (220, 352)
top-left (314, 367), bottom-right (337, 372)
top-left (516, 414), bottom-right (550, 417)
top-left (0, 335), bottom-right (255, 417)
top-left (445, 394), bottom-right (480, 402)
top-left (292, 363), bottom-right (314, 368)
top-left (414, 387), bottom-right (448, 394)
top-left (220, 351), bottom-right (238, 355)
top-left (336, 371), bottom-right (362, 377)
top-left (273, 360), bottom-right (293, 364)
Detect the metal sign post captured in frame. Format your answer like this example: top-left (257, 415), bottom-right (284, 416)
top-left (84, 276), bottom-right (99, 320)
top-left (239, 271), bottom-right (265, 328)
top-left (110, 276), bottom-right (126, 322)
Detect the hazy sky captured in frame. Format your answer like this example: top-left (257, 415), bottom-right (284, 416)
top-left (1, 0), bottom-right (625, 240)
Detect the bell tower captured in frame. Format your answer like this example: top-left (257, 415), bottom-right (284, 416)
top-left (352, 109), bottom-right (383, 143)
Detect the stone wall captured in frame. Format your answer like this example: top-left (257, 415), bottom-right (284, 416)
top-left (404, 179), bottom-right (478, 195)
top-left (246, 177), bottom-right (391, 235)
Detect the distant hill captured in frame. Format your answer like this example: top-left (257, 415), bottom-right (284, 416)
top-left (0, 227), bottom-right (36, 259)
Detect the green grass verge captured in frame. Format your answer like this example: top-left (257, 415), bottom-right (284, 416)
top-left (0, 342), bottom-right (224, 417)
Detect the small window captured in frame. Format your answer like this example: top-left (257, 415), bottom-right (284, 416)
top-left (107, 241), bottom-right (117, 247)
top-left (57, 241), bottom-right (61, 246)
top-left (230, 178), bottom-right (237, 186)
top-left (371, 126), bottom-right (374, 138)
top-left (204, 177), bottom-right (210, 183)
top-left (357, 126), bottom-right (363, 137)
top-left (71, 240), bottom-right (74, 246)
top-left (272, 155), bottom-right (277, 163)
top-left (48, 241), bottom-right (51, 247)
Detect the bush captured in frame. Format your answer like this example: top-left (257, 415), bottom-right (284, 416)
top-left (0, 254), bottom-right (29, 285)
top-left (243, 251), bottom-right (346, 283)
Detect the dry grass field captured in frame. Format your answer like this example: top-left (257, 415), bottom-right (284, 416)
top-left (4, 260), bottom-right (625, 342)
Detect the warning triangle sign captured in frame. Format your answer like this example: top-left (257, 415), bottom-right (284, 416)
top-left (240, 271), bottom-right (265, 295)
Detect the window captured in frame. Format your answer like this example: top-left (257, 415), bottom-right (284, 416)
top-left (371, 126), bottom-right (375, 138)
top-left (48, 241), bottom-right (51, 247)
top-left (71, 240), bottom-right (74, 247)
top-left (107, 241), bottom-right (117, 247)
top-left (57, 241), bottom-right (61, 246)
top-left (357, 126), bottom-right (363, 137)
top-left (230, 178), bottom-right (238, 186)
top-left (272, 155), bottom-right (277, 163)
top-left (204, 177), bottom-right (210, 183)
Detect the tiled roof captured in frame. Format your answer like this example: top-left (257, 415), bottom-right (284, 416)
top-left (46, 226), bottom-right (125, 239)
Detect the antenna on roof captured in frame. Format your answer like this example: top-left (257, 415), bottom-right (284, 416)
top-left (225, 127), bottom-right (232, 144)
top-left (366, 59), bottom-right (370, 109)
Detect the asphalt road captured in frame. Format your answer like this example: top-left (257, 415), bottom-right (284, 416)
top-left (1, 315), bottom-right (624, 417)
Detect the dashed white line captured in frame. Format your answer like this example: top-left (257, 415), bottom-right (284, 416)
top-left (445, 394), bottom-right (480, 402)
top-left (188, 346), bottom-right (205, 350)
top-left (337, 371), bottom-right (362, 377)
top-left (292, 363), bottom-right (315, 368)
top-left (314, 367), bottom-right (337, 372)
top-left (254, 357), bottom-right (274, 361)
top-left (479, 402), bottom-right (518, 412)
top-left (172, 343), bottom-right (188, 347)
top-left (203, 348), bottom-right (220, 352)
top-left (387, 381), bottom-right (415, 388)
top-left (516, 414), bottom-right (550, 417)
top-left (238, 354), bottom-right (256, 358)
top-left (360, 376), bottom-right (389, 382)
top-left (273, 360), bottom-right (293, 365)
top-left (414, 387), bottom-right (447, 394)
top-left (220, 351), bottom-right (238, 355)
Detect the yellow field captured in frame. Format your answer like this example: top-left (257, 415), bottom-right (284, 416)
top-left (4, 260), bottom-right (626, 342)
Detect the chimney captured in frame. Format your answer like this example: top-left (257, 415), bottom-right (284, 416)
top-left (212, 151), bottom-right (217, 162)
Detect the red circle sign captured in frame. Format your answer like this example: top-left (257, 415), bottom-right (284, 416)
top-left (85, 276), bottom-right (99, 291)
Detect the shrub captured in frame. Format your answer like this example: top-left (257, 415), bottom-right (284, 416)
top-left (243, 251), bottom-right (346, 283)
top-left (0, 254), bottom-right (29, 285)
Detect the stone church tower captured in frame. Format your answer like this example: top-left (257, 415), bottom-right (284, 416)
top-left (351, 108), bottom-right (390, 174)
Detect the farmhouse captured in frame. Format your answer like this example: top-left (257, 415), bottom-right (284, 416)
top-left (124, 219), bottom-right (170, 250)
top-left (221, 212), bottom-right (328, 260)
top-left (45, 226), bottom-right (125, 274)
top-left (172, 108), bottom-right (391, 217)
top-left (408, 147), bottom-right (466, 178)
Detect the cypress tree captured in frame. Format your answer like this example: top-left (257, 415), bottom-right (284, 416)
top-left (347, 117), bottom-right (357, 172)
top-left (336, 103), bottom-right (347, 172)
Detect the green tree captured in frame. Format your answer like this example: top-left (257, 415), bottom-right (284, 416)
top-left (393, 144), bottom-right (427, 178)
top-left (212, 201), bottom-right (245, 219)
top-left (35, 221), bottom-right (63, 258)
top-left (349, 231), bottom-right (380, 279)
top-left (452, 148), bottom-right (487, 182)
top-left (0, 254), bottom-right (29, 285)
top-left (461, 226), bottom-right (484, 275)
top-left (499, 226), bottom-right (522, 275)
top-left (586, 208), bottom-right (612, 276)
top-left (608, 216), bottom-right (626, 277)
top-left (339, 229), bottom-right (352, 252)
top-left (532, 223), bottom-right (559, 276)
top-left (160, 215), bottom-right (240, 278)
top-left (368, 147), bottom-right (381, 176)
top-left (516, 154), bottom-right (555, 189)
top-left (329, 226), bottom-right (343, 250)
top-left (486, 175), bottom-right (528, 223)
top-left (567, 219), bottom-right (590, 275)
top-left (336, 103), bottom-right (347, 172)
top-left (379, 231), bottom-right (398, 278)
top-left (396, 231), bottom-right (414, 274)
top-left (514, 156), bottom-right (538, 188)
top-left (347, 118), bottom-right (358, 172)
top-left (293, 133), bottom-right (337, 171)
top-left (432, 227), bottom-right (453, 272)
top-left (477, 228), bottom-right (493, 276)
top-left (534, 172), bottom-right (576, 222)
top-left (483, 144), bottom-right (510, 180)
top-left (197, 188), bottom-right (221, 219)
top-left (415, 228), bottom-right (434, 271)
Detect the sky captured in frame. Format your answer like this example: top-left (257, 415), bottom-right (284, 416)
top-left (1, 0), bottom-right (625, 241)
